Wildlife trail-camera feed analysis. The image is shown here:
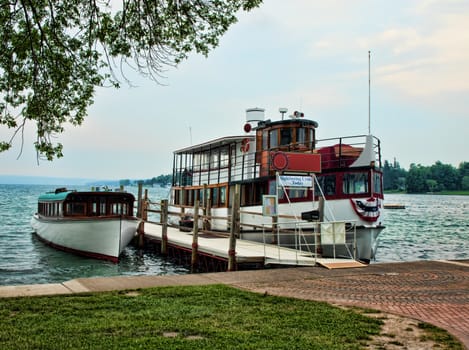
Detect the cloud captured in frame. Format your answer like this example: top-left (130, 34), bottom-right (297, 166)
top-left (365, 13), bottom-right (469, 99)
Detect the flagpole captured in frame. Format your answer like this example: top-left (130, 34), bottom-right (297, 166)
top-left (368, 50), bottom-right (371, 135)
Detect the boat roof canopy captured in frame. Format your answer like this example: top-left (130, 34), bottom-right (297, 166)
top-left (255, 118), bottom-right (319, 129)
top-left (38, 189), bottom-right (135, 202)
top-left (38, 189), bottom-right (74, 202)
top-left (174, 135), bottom-right (255, 154)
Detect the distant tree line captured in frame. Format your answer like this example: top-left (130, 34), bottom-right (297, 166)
top-left (119, 174), bottom-right (172, 188)
top-left (383, 160), bottom-right (469, 193)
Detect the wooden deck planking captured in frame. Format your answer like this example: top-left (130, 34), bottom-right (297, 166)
top-left (143, 223), bottom-right (359, 267)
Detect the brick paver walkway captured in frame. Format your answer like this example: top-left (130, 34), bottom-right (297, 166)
top-left (232, 260), bottom-right (469, 348)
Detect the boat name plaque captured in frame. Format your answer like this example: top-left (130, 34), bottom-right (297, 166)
top-left (279, 175), bottom-right (313, 188)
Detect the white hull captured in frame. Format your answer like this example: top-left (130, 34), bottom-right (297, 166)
top-left (31, 215), bottom-right (139, 262)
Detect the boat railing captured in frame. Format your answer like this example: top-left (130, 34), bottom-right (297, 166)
top-left (315, 134), bottom-right (382, 169)
top-left (172, 150), bottom-right (260, 187)
top-left (257, 220), bottom-right (357, 265)
top-left (145, 198), bottom-right (358, 262)
top-left (139, 192), bottom-right (361, 268)
top-left (171, 134), bottom-right (382, 188)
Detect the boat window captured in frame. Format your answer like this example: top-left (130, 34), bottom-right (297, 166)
top-left (280, 128), bottom-right (292, 146)
top-left (269, 129), bottom-right (278, 148)
top-left (342, 173), bottom-right (369, 194)
top-left (211, 152), bottom-right (219, 168)
top-left (122, 203), bottom-right (129, 215)
top-left (100, 201), bottom-right (107, 215)
top-left (66, 202), bottom-right (86, 216)
top-left (173, 190), bottom-right (180, 205)
top-left (288, 188), bottom-right (308, 199)
top-left (316, 175), bottom-right (336, 196)
top-left (297, 127), bottom-right (306, 145)
top-left (269, 180), bottom-right (276, 195)
top-left (262, 130), bottom-right (268, 150)
top-left (220, 147), bottom-right (229, 167)
top-left (241, 183), bottom-right (266, 206)
top-left (268, 180), bottom-right (284, 200)
top-left (111, 203), bottom-right (122, 215)
top-left (181, 169), bottom-right (193, 186)
top-left (194, 189), bottom-right (200, 204)
top-left (220, 186), bottom-right (226, 205)
top-left (109, 202), bottom-right (130, 215)
top-left (193, 153), bottom-right (200, 167)
top-left (187, 189), bottom-right (194, 206)
top-left (212, 187), bottom-right (218, 207)
top-left (374, 172), bottom-right (382, 194)
top-left (253, 182), bottom-right (266, 205)
top-left (198, 187), bottom-right (206, 206)
top-left (92, 202), bottom-right (98, 215)
top-left (40, 202), bottom-right (48, 216)
top-left (200, 153), bottom-right (209, 170)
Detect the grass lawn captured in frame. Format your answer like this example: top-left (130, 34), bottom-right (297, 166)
top-left (0, 284), bottom-right (463, 349)
top-left (0, 284), bottom-right (383, 350)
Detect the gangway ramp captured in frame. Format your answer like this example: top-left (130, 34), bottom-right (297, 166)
top-left (143, 223), bottom-right (363, 269)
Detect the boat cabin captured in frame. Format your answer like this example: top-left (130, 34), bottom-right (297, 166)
top-left (37, 188), bottom-right (136, 218)
top-left (171, 110), bottom-right (383, 211)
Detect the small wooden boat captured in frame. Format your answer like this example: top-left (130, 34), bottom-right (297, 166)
top-left (31, 188), bottom-right (140, 262)
top-left (383, 204), bottom-right (406, 209)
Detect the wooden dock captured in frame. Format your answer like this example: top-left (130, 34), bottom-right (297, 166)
top-left (137, 184), bottom-right (366, 272)
top-left (143, 223), bottom-right (365, 270)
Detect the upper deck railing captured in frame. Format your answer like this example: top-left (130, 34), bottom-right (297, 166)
top-left (172, 134), bottom-right (382, 187)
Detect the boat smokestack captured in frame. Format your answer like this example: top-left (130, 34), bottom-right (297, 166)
top-left (244, 107), bottom-right (265, 133)
top-left (246, 108), bottom-right (265, 123)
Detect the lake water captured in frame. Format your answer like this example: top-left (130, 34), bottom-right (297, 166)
top-left (376, 193), bottom-right (469, 262)
top-left (0, 185), bottom-right (468, 286)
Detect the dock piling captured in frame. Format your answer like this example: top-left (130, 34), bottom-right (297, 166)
top-left (191, 200), bottom-right (200, 272)
top-left (228, 184), bottom-right (240, 271)
top-left (137, 182), bottom-right (143, 218)
top-left (161, 199), bottom-right (168, 255)
top-left (137, 189), bottom-right (149, 248)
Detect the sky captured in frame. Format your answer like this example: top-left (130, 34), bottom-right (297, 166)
top-left (1, 0), bottom-right (468, 181)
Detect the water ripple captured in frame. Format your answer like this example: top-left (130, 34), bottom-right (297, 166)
top-left (377, 193), bottom-right (469, 263)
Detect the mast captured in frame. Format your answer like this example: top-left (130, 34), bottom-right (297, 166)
top-left (368, 50), bottom-right (371, 135)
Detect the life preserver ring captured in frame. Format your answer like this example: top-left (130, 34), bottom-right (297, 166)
top-left (240, 138), bottom-right (250, 153)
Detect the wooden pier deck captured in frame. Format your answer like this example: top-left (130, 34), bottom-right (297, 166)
top-left (143, 223), bottom-right (365, 270)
